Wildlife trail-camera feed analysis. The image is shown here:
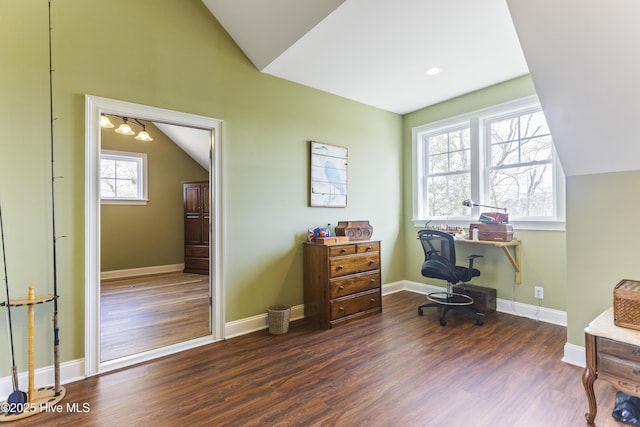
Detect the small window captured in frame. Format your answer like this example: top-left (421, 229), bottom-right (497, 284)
top-left (100, 150), bottom-right (148, 204)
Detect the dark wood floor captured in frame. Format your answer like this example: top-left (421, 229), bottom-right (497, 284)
top-left (100, 272), bottom-right (209, 361)
top-left (9, 291), bottom-right (623, 426)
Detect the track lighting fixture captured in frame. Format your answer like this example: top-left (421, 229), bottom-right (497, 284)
top-left (134, 124), bottom-right (153, 142)
top-left (115, 117), bottom-right (135, 136)
top-left (100, 114), bottom-right (114, 128)
top-left (102, 115), bottom-right (153, 141)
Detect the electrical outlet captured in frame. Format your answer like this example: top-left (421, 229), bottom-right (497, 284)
top-left (534, 286), bottom-right (544, 299)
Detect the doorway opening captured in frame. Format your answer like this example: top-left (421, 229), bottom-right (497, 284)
top-left (85, 95), bottom-right (224, 376)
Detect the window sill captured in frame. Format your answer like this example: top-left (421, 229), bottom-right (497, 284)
top-left (412, 218), bottom-right (565, 232)
top-left (101, 199), bottom-right (149, 206)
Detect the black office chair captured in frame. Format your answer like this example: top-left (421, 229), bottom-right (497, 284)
top-left (417, 229), bottom-right (484, 326)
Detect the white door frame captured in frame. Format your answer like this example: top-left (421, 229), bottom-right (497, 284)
top-left (84, 95), bottom-right (224, 376)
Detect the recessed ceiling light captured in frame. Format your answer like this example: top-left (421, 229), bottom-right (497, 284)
top-left (425, 67), bottom-right (442, 76)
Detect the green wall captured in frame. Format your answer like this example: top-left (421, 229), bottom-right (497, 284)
top-left (566, 171), bottom-right (640, 346)
top-left (402, 76), bottom-right (567, 311)
top-left (0, 0), bottom-right (580, 378)
top-left (0, 0), bottom-right (403, 371)
top-left (100, 121), bottom-right (208, 272)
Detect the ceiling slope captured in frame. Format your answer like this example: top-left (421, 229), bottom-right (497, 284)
top-left (154, 122), bottom-right (211, 171)
top-left (201, 0), bottom-right (345, 70)
top-left (508, 0), bottom-right (640, 177)
top-left (203, 0), bottom-right (529, 114)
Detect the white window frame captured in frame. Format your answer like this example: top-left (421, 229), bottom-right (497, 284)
top-left (412, 96), bottom-right (565, 231)
top-left (100, 149), bottom-right (148, 205)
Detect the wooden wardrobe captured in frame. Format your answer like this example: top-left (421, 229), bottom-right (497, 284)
top-left (183, 181), bottom-right (209, 275)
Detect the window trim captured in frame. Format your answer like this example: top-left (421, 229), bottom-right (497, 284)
top-left (100, 149), bottom-right (148, 205)
top-left (412, 95), bottom-right (565, 231)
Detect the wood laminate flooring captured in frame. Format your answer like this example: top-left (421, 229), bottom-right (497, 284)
top-left (100, 272), bottom-right (210, 361)
top-left (11, 291), bottom-right (623, 426)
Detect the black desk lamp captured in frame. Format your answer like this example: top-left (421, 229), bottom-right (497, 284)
top-left (462, 199), bottom-right (508, 224)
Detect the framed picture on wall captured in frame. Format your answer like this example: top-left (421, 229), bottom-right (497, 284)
top-left (309, 141), bottom-right (348, 207)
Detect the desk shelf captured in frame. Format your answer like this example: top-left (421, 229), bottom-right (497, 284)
top-left (456, 239), bottom-right (522, 284)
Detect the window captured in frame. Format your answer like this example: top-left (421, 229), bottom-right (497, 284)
top-left (425, 126), bottom-right (471, 217)
top-left (100, 150), bottom-right (148, 204)
top-left (412, 96), bottom-right (565, 230)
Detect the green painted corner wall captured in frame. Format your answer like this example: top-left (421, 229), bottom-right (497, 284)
top-left (100, 121), bottom-right (208, 272)
top-left (566, 171), bottom-right (640, 346)
top-left (0, 0), bottom-right (403, 371)
top-left (402, 76), bottom-right (568, 312)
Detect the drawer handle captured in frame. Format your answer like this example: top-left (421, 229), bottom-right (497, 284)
top-left (339, 307), bottom-right (344, 311)
top-left (338, 285), bottom-right (344, 290)
top-left (370, 279), bottom-right (375, 283)
top-left (340, 249), bottom-right (347, 253)
top-left (370, 298), bottom-right (376, 302)
top-left (337, 265), bottom-right (344, 270)
top-left (367, 246), bottom-right (373, 251)
top-left (369, 260), bottom-right (375, 265)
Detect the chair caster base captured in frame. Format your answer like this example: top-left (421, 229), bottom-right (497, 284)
top-left (417, 300), bottom-right (484, 326)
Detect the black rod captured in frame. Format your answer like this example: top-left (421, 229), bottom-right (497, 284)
top-left (48, 0), bottom-right (61, 396)
top-left (0, 203), bottom-right (26, 400)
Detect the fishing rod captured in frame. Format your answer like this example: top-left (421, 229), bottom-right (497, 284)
top-left (48, 0), bottom-right (61, 396)
top-left (0, 203), bottom-right (28, 409)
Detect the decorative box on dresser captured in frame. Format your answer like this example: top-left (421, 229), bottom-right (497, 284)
top-left (183, 181), bottom-right (209, 275)
top-left (303, 240), bottom-right (381, 329)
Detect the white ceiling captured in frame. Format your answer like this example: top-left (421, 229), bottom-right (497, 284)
top-left (202, 0), bottom-right (640, 177)
top-left (203, 0), bottom-right (529, 115)
top-left (154, 122), bottom-right (210, 171)
top-left (507, 0), bottom-right (640, 177)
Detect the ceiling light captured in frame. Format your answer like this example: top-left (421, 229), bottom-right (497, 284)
top-left (115, 117), bottom-right (135, 136)
top-left (106, 116), bottom-right (153, 141)
top-left (100, 114), bottom-right (114, 128)
top-left (425, 67), bottom-right (442, 76)
top-left (135, 128), bottom-right (153, 142)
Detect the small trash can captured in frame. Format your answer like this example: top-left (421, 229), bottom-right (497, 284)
top-left (268, 304), bottom-right (291, 335)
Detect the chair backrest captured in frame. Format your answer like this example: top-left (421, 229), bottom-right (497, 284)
top-left (418, 229), bottom-right (456, 266)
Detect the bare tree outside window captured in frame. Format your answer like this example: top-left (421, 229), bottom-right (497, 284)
top-left (100, 150), bottom-right (148, 203)
top-left (416, 101), bottom-right (559, 222)
top-left (487, 111), bottom-right (553, 217)
top-left (426, 127), bottom-right (471, 217)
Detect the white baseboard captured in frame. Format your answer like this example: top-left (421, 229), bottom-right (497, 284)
top-left (224, 304), bottom-right (304, 339)
top-left (1, 283), bottom-right (583, 397)
top-left (386, 280), bottom-right (585, 367)
top-left (0, 358), bottom-right (85, 399)
top-left (386, 280), bottom-right (567, 326)
top-left (562, 342), bottom-right (586, 367)
top-left (101, 263), bottom-right (185, 280)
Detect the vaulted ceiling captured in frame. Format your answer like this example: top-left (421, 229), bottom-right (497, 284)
top-left (202, 0), bottom-right (529, 115)
top-left (202, 0), bottom-right (640, 177)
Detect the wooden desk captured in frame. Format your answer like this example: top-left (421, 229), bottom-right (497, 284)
top-left (583, 308), bottom-right (640, 424)
top-left (456, 239), bottom-right (522, 284)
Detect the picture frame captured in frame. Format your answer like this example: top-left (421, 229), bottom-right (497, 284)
top-left (309, 140), bottom-right (348, 207)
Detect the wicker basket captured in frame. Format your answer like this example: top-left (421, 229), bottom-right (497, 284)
top-left (614, 279), bottom-right (640, 330)
top-left (268, 304), bottom-right (291, 335)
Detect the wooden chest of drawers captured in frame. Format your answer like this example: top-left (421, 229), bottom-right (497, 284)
top-left (303, 240), bottom-right (381, 329)
top-left (583, 308), bottom-right (640, 423)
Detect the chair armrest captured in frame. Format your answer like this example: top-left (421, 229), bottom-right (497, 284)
top-left (464, 254), bottom-right (483, 270)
